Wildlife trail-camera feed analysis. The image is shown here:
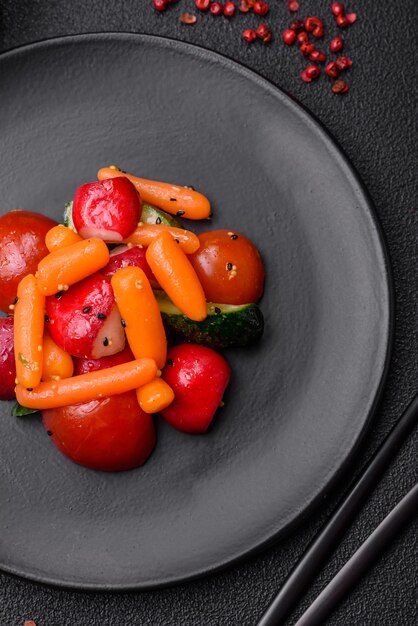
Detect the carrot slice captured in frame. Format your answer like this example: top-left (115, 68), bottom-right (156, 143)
top-left (42, 330), bottom-right (74, 381)
top-left (119, 224), bottom-right (200, 254)
top-left (16, 358), bottom-right (157, 410)
top-left (111, 267), bottom-right (167, 368)
top-left (137, 378), bottom-right (174, 414)
top-left (36, 238), bottom-right (109, 295)
top-left (98, 166), bottom-right (211, 220)
top-left (14, 274), bottom-right (45, 389)
top-left (45, 224), bottom-right (82, 252)
top-left (146, 231), bottom-right (207, 321)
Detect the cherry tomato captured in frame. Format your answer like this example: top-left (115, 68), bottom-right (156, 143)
top-left (189, 229), bottom-right (265, 304)
top-left (0, 210), bottom-right (57, 312)
top-left (161, 344), bottom-right (231, 433)
top-left (42, 391), bottom-right (156, 471)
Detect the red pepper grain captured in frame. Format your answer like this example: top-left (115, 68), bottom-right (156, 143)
top-left (336, 14), bottom-right (349, 28)
top-left (255, 23), bottom-right (270, 39)
top-left (332, 79), bottom-right (349, 93)
top-left (253, 1), bottom-right (269, 16)
top-left (305, 64), bottom-right (320, 79)
top-left (24, 622), bottom-right (37, 626)
top-left (180, 12), bottom-right (197, 23)
top-left (288, 0), bottom-right (300, 13)
top-left (325, 61), bottom-right (340, 78)
top-left (312, 25), bottom-right (325, 38)
top-left (239, 0), bottom-right (252, 12)
top-left (300, 70), bottom-right (313, 83)
top-left (262, 32), bottom-right (272, 43)
top-left (210, 2), bottom-right (223, 15)
top-left (305, 16), bottom-right (322, 33)
top-left (310, 50), bottom-right (326, 62)
top-left (335, 56), bottom-right (353, 70)
top-left (153, 0), bottom-right (167, 10)
top-left (346, 12), bottom-right (357, 24)
top-left (283, 29), bottom-right (297, 45)
top-left (223, 1), bottom-right (235, 16)
top-left (297, 31), bottom-right (309, 44)
top-left (331, 2), bottom-right (344, 16)
top-left (195, 0), bottom-right (211, 9)
top-left (300, 42), bottom-right (315, 56)
top-left (330, 36), bottom-right (344, 52)
top-left (242, 28), bottom-right (257, 42)
top-left (290, 19), bottom-right (305, 32)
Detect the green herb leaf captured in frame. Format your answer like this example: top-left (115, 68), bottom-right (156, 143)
top-left (11, 402), bottom-right (40, 417)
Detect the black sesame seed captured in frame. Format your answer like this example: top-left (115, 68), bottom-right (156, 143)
top-left (97, 313), bottom-right (107, 320)
top-left (175, 239), bottom-right (180, 244)
top-left (46, 430), bottom-right (53, 436)
top-left (55, 291), bottom-right (63, 299)
top-left (13, 296), bottom-right (19, 305)
top-left (167, 359), bottom-right (174, 366)
top-left (176, 210), bottom-right (185, 217)
top-left (156, 217), bottom-right (162, 225)
top-left (82, 306), bottom-right (92, 314)
top-left (44, 314), bottom-right (50, 323)
top-left (170, 198), bottom-right (177, 202)
top-left (230, 234), bottom-right (238, 240)
top-left (227, 262), bottom-right (233, 271)
top-left (214, 307), bottom-right (221, 314)
top-left (26, 388), bottom-right (33, 392)
top-left (103, 337), bottom-right (109, 347)
top-left (121, 319), bottom-right (126, 328)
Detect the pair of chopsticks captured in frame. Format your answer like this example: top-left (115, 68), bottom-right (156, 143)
top-left (257, 394), bottom-right (418, 626)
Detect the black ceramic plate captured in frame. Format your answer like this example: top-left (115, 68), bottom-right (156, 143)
top-left (0, 34), bottom-right (392, 590)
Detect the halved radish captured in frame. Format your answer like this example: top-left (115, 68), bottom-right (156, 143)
top-left (72, 177), bottom-right (141, 241)
top-left (73, 344), bottom-right (134, 376)
top-left (102, 245), bottom-right (158, 287)
top-left (45, 273), bottom-right (125, 359)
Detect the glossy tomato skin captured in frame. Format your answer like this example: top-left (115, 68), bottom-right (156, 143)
top-left (73, 344), bottom-right (134, 376)
top-left (73, 177), bottom-right (141, 240)
top-left (0, 210), bottom-right (57, 312)
top-left (42, 391), bottom-right (156, 471)
top-left (161, 344), bottom-right (231, 433)
top-left (0, 317), bottom-right (16, 400)
top-left (189, 229), bottom-right (265, 305)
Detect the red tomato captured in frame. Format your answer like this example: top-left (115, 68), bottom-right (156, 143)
top-left (161, 344), bottom-right (231, 433)
top-left (0, 316), bottom-right (16, 400)
top-left (189, 229), bottom-right (265, 304)
top-left (0, 210), bottom-right (57, 312)
top-left (42, 391), bottom-right (156, 471)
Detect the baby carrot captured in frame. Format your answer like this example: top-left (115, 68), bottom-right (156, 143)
top-left (98, 166), bottom-right (211, 220)
top-left (42, 331), bottom-right (74, 381)
top-left (45, 224), bottom-right (82, 252)
top-left (146, 231), bottom-right (207, 321)
top-left (119, 223), bottom-right (200, 255)
top-left (137, 378), bottom-right (174, 414)
top-left (14, 274), bottom-right (45, 389)
top-left (36, 238), bottom-right (109, 295)
top-left (16, 358), bottom-right (157, 410)
top-left (111, 267), bottom-right (167, 369)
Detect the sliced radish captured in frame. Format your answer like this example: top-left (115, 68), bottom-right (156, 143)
top-left (102, 244), bottom-right (159, 287)
top-left (45, 273), bottom-right (125, 359)
top-left (73, 344), bottom-right (134, 375)
top-left (72, 177), bottom-right (141, 240)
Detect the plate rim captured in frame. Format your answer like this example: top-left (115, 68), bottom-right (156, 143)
top-left (0, 32), bottom-right (395, 591)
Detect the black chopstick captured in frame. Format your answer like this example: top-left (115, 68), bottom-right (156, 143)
top-left (257, 393), bottom-right (418, 626)
top-left (294, 482), bottom-right (418, 626)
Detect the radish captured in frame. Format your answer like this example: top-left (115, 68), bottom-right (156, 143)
top-left (0, 317), bottom-right (16, 400)
top-left (73, 344), bottom-right (134, 375)
top-left (45, 273), bottom-right (125, 359)
top-left (72, 177), bottom-right (141, 241)
top-left (102, 245), bottom-right (159, 287)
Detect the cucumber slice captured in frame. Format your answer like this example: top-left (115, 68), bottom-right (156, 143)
top-left (63, 201), bottom-right (76, 231)
top-left (155, 291), bottom-right (264, 349)
top-left (141, 203), bottom-right (182, 228)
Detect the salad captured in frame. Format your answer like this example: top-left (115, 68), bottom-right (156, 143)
top-left (0, 167), bottom-right (265, 471)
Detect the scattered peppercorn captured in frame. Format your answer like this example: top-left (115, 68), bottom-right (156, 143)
top-left (255, 23), bottom-right (272, 42)
top-left (195, 0), bottom-right (210, 9)
top-left (223, 1), bottom-right (236, 17)
top-left (336, 14), bottom-right (348, 28)
top-left (305, 64), bottom-right (320, 79)
top-left (288, 0), bottom-right (300, 13)
top-left (325, 61), bottom-right (340, 78)
top-left (300, 42), bottom-right (315, 56)
top-left (335, 56), bottom-right (352, 70)
top-left (239, 0), bottom-right (252, 13)
top-left (332, 79), bottom-right (349, 93)
top-left (305, 16), bottom-right (322, 34)
top-left (283, 29), bottom-right (297, 45)
top-left (253, 1), bottom-right (269, 16)
top-left (297, 31), bottom-right (309, 44)
top-left (330, 36), bottom-right (344, 52)
top-left (310, 50), bottom-right (326, 62)
top-left (331, 2), bottom-right (344, 16)
top-left (346, 13), bottom-right (357, 24)
top-left (290, 19), bottom-right (305, 32)
top-left (180, 12), bottom-right (197, 24)
top-left (210, 2), bottom-right (223, 15)
top-left (153, 0), bottom-right (167, 11)
top-left (242, 29), bottom-right (257, 42)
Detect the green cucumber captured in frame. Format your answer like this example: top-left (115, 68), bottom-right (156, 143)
top-left (155, 291), bottom-right (264, 349)
top-left (11, 402), bottom-right (39, 417)
top-left (141, 203), bottom-right (182, 228)
top-left (63, 201), bottom-right (76, 231)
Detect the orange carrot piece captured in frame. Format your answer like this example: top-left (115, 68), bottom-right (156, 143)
top-left (36, 238), bottom-right (109, 295)
top-left (14, 274), bottom-right (45, 389)
top-left (146, 231), bottom-right (207, 321)
top-left (42, 331), bottom-right (74, 381)
top-left (137, 378), bottom-right (174, 414)
top-left (45, 224), bottom-right (82, 252)
top-left (98, 166), bottom-right (211, 220)
top-left (16, 358), bottom-right (157, 410)
top-left (119, 224), bottom-right (200, 254)
top-left (111, 267), bottom-right (167, 368)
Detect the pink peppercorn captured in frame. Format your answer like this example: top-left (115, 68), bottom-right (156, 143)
top-left (300, 70), bottom-right (312, 83)
top-left (325, 61), bottom-right (340, 78)
top-left (283, 29), bottom-right (297, 45)
top-left (346, 13), bottom-right (357, 24)
top-left (223, 1), bottom-right (235, 16)
top-left (297, 31), bottom-right (309, 44)
top-left (253, 1), bottom-right (269, 16)
top-left (332, 79), bottom-right (349, 93)
top-left (305, 64), bottom-right (320, 79)
top-left (300, 42), bottom-right (315, 56)
top-left (153, 0), bottom-right (167, 11)
top-left (242, 29), bottom-right (257, 42)
top-left (210, 2), bottom-right (223, 15)
top-left (331, 2), bottom-right (344, 16)
top-left (330, 36), bottom-right (344, 52)
top-left (288, 0), bottom-right (300, 13)
top-left (195, 0), bottom-right (211, 8)
top-left (336, 14), bottom-right (349, 28)
top-left (310, 50), bottom-right (326, 62)
top-left (335, 56), bottom-right (353, 70)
